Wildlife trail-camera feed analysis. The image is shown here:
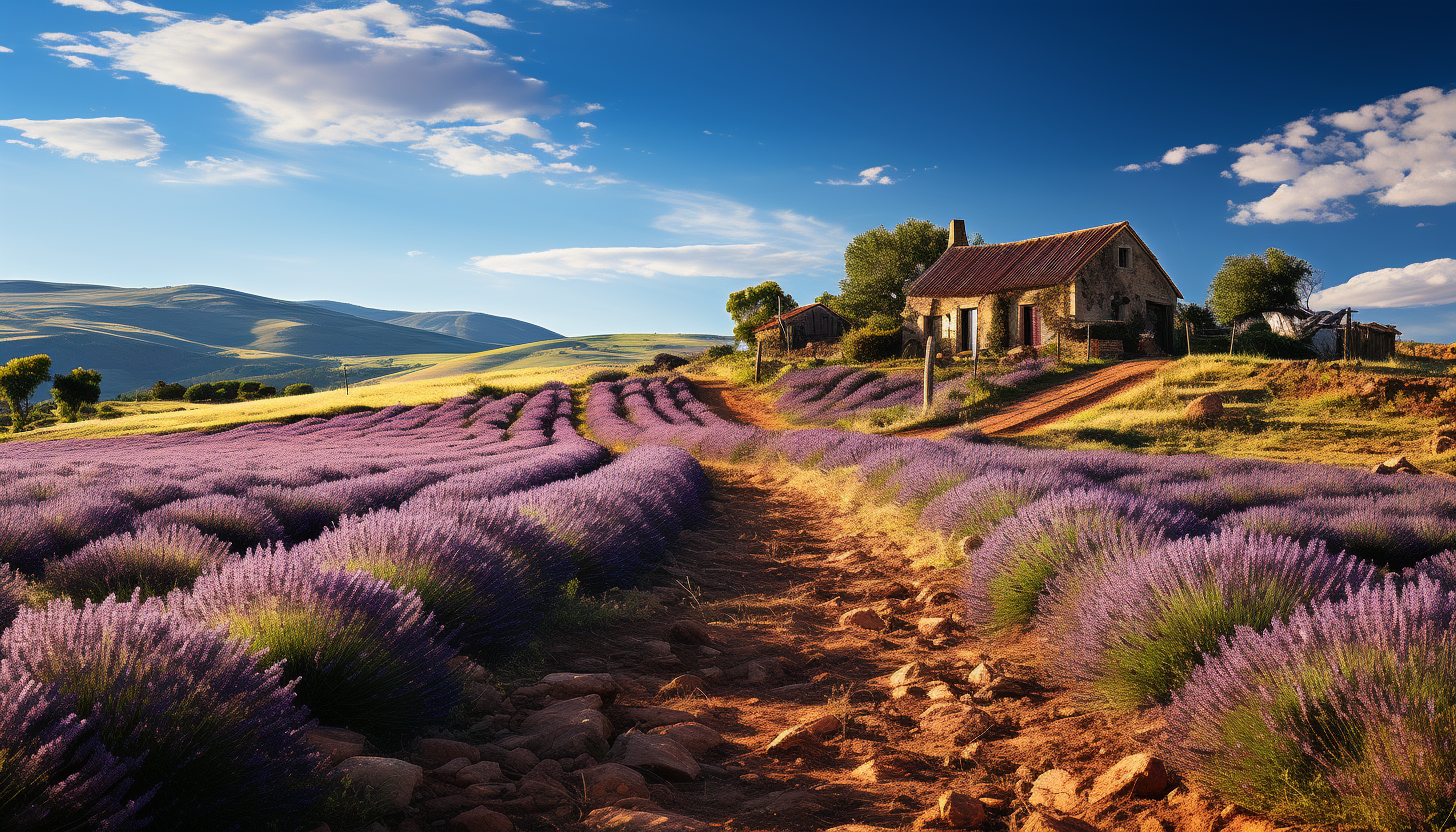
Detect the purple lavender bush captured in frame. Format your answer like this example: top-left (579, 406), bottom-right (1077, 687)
top-left (987, 357), bottom-right (1054, 388)
top-left (1408, 549), bottom-right (1456, 589)
top-left (1042, 530), bottom-right (1378, 710)
top-left (33, 493), bottom-right (139, 561)
top-left (0, 565), bottom-right (25, 630)
top-left (0, 506), bottom-right (54, 575)
top-left (44, 525), bottom-right (234, 604)
top-left (0, 661), bottom-right (144, 832)
top-left (920, 467), bottom-right (1090, 540)
top-left (180, 548), bottom-right (461, 736)
top-left (3, 597), bottom-right (320, 830)
top-left (1161, 576), bottom-right (1456, 829)
top-left (303, 509), bottom-right (540, 660)
top-left (963, 488), bottom-right (1199, 632)
top-left (140, 494), bottom-right (285, 553)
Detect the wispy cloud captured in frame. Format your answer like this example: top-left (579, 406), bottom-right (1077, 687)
top-left (543, 0), bottom-right (608, 9)
top-left (160, 156), bottom-right (312, 184)
top-left (53, 0), bottom-right (183, 24)
top-left (1310, 258), bottom-right (1456, 308)
top-left (437, 8), bottom-right (515, 29)
top-left (0, 46), bottom-right (13, 53)
top-left (1116, 142), bottom-right (1219, 172)
top-left (0, 116), bottom-right (163, 163)
top-left (1228, 86), bottom-right (1456, 224)
top-left (818, 165), bottom-right (896, 186)
top-left (468, 191), bottom-right (843, 280)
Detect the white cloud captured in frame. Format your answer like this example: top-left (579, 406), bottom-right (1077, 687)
top-left (53, 0), bottom-right (183, 24)
top-left (819, 165), bottom-right (896, 186)
top-left (159, 156), bottom-right (311, 184)
top-left (0, 46), bottom-right (13, 53)
top-left (1117, 142), bottom-right (1220, 172)
top-left (572, 103), bottom-right (604, 115)
top-left (469, 191), bottom-right (843, 279)
top-left (411, 131), bottom-right (547, 175)
top-left (544, 0), bottom-right (608, 8)
top-left (469, 244), bottom-right (822, 280)
top-left (1229, 87), bottom-right (1456, 224)
top-left (54, 2), bottom-right (551, 144)
top-left (1160, 143), bottom-right (1220, 165)
top-left (407, 250), bottom-right (425, 257)
top-left (577, 121), bottom-right (595, 129)
top-left (1310, 258), bottom-right (1456, 308)
top-left (437, 8), bottom-right (515, 29)
top-left (0, 116), bottom-right (163, 162)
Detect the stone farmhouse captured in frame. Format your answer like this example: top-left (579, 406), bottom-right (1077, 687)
top-left (753, 302), bottom-right (851, 350)
top-left (902, 220), bottom-right (1182, 356)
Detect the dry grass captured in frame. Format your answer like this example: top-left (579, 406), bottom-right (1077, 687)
top-left (1024, 355), bottom-right (1453, 473)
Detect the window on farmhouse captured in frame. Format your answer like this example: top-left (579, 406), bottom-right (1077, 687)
top-left (1118, 247), bottom-right (1131, 268)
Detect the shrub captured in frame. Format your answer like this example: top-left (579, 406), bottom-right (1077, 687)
top-left (180, 548), bottom-right (462, 737)
top-left (34, 493), bottom-right (139, 561)
top-left (45, 526), bottom-right (234, 604)
top-left (921, 467), bottom-right (1090, 540)
top-left (705, 344), bottom-right (735, 359)
top-left (283, 383), bottom-right (314, 396)
top-left (303, 509), bottom-right (539, 661)
top-left (151, 381), bottom-right (186, 401)
top-left (3, 597), bottom-right (321, 830)
top-left (1234, 327), bottom-right (1317, 360)
top-left (0, 565), bottom-right (26, 630)
top-left (257, 385), bottom-right (277, 398)
top-left (1161, 576), bottom-right (1456, 829)
top-left (1409, 550), bottom-right (1456, 589)
top-left (212, 381), bottom-right (242, 401)
top-left (1043, 530), bottom-right (1378, 710)
top-left (141, 495), bottom-right (285, 553)
top-left (652, 353), bottom-right (688, 371)
top-left (182, 383), bottom-right (214, 403)
top-left (0, 506), bottom-right (56, 575)
top-left (841, 325), bottom-right (901, 363)
top-left (239, 381), bottom-right (261, 395)
top-left (962, 488), bottom-right (1198, 632)
top-left (585, 369), bottom-right (629, 385)
top-left (0, 661), bottom-right (143, 832)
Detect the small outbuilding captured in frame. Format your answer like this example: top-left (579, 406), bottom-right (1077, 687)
top-left (1264, 306), bottom-right (1401, 360)
top-left (902, 220), bottom-right (1182, 356)
top-left (753, 302), bottom-right (851, 350)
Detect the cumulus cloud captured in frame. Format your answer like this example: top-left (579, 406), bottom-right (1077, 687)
top-left (819, 165), bottom-right (895, 186)
top-left (1229, 87), bottom-right (1456, 224)
top-left (0, 116), bottom-right (163, 162)
top-left (1117, 142), bottom-right (1220, 172)
top-left (159, 156), bottom-right (311, 184)
top-left (0, 46), bottom-right (13, 53)
top-left (437, 8), bottom-right (514, 29)
top-left (1310, 258), bottom-right (1456, 308)
top-left (468, 191), bottom-right (843, 280)
top-left (41, 2), bottom-right (604, 179)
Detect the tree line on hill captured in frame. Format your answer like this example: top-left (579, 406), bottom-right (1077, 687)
top-left (0, 353), bottom-right (317, 433)
top-left (726, 218), bottom-right (1325, 363)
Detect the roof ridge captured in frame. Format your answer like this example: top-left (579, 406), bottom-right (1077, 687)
top-left (966, 221), bottom-right (1128, 250)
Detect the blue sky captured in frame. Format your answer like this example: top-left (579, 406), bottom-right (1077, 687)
top-left (2, 0), bottom-right (1453, 339)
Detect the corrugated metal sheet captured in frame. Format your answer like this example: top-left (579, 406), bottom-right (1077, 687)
top-left (906, 221), bottom-right (1129, 298)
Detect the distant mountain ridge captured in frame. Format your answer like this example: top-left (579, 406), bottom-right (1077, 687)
top-left (0, 280), bottom-right (559, 396)
top-left (305, 300), bottom-right (563, 345)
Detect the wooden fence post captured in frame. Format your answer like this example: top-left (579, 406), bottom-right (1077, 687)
top-left (1185, 321), bottom-right (1192, 356)
top-left (923, 334), bottom-right (936, 412)
top-left (754, 339), bottom-right (762, 383)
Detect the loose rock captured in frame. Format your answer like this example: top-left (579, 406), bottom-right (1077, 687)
top-left (936, 791), bottom-right (986, 828)
top-left (306, 727), bottom-right (365, 765)
top-left (649, 722), bottom-right (724, 756)
top-left (579, 763), bottom-right (651, 808)
top-left (667, 620), bottom-right (714, 645)
top-left (1088, 752), bottom-right (1169, 803)
top-left (1184, 394), bottom-right (1224, 420)
top-left (608, 730), bottom-right (701, 781)
top-left (330, 757), bottom-right (422, 811)
top-left (456, 761), bottom-right (505, 786)
top-left (584, 807), bottom-right (710, 831)
top-left (1029, 769), bottom-right (1086, 812)
top-left (540, 673), bottom-right (619, 700)
top-left (413, 738), bottom-right (480, 769)
top-left (889, 661), bottom-right (932, 688)
top-left (839, 607), bottom-right (888, 630)
top-left (448, 806), bottom-right (512, 832)
top-left (1373, 455), bottom-right (1421, 475)
top-left (917, 617), bottom-right (953, 639)
top-left (766, 714), bottom-right (840, 754)
top-left (1021, 813), bottom-right (1099, 832)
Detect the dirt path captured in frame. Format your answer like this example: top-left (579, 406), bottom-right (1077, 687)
top-left (692, 379), bottom-right (795, 431)
top-left (420, 464), bottom-right (1239, 832)
top-left (899, 360), bottom-right (1172, 440)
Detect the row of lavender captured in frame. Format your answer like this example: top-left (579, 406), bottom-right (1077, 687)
top-left (0, 388), bottom-right (709, 830)
top-left (586, 375), bottom-right (1456, 830)
top-left (769, 360), bottom-right (1054, 424)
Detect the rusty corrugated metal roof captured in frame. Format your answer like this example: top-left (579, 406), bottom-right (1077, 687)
top-left (907, 221), bottom-right (1177, 299)
top-left (752, 302), bottom-right (847, 333)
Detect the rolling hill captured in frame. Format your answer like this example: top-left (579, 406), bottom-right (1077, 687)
top-left (305, 299), bottom-right (563, 345)
top-left (0, 281), bottom-right (496, 396)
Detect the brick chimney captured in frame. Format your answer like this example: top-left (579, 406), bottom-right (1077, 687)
top-left (948, 219), bottom-right (968, 248)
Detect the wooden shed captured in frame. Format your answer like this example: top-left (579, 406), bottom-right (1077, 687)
top-left (903, 220), bottom-right (1182, 355)
top-left (753, 302), bottom-right (851, 349)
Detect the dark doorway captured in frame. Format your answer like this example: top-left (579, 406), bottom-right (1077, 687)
top-left (1019, 304), bottom-right (1041, 347)
top-left (1146, 302), bottom-right (1174, 353)
top-left (959, 307), bottom-right (977, 354)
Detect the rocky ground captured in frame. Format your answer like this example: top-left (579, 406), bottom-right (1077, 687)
top-left (307, 465), bottom-right (1301, 832)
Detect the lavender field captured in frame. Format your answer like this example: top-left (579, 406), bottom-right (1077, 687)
top-left (587, 374), bottom-right (1456, 828)
top-left (0, 383), bottom-right (708, 829)
top-left (767, 359), bottom-right (1056, 425)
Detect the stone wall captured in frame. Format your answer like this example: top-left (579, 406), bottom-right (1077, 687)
top-left (1071, 228), bottom-right (1180, 324)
